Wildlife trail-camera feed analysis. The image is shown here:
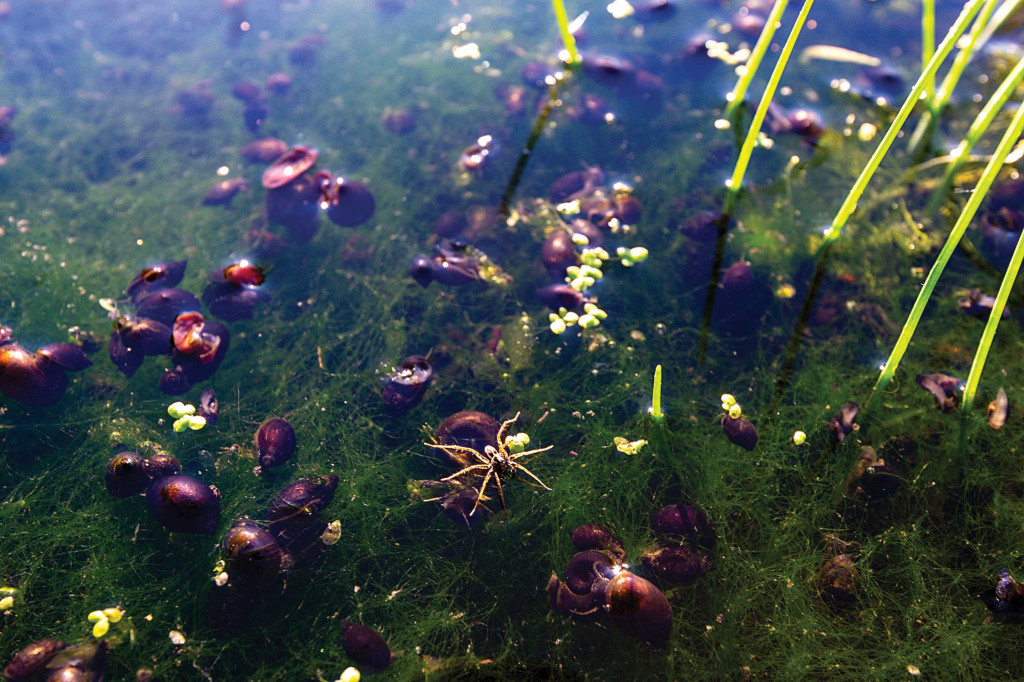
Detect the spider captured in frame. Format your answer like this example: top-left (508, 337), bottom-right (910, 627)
top-left (425, 412), bottom-right (552, 517)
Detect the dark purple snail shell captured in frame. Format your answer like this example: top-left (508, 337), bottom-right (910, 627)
top-left (436, 410), bottom-right (500, 469)
top-left (410, 256), bottom-right (434, 287)
top-left (265, 174), bottom-right (322, 244)
top-left (104, 451), bottom-right (150, 498)
top-left (541, 231), bottom-right (579, 278)
top-left (536, 284), bottom-right (585, 312)
top-left (339, 621), bottom-right (392, 672)
top-left (0, 342), bottom-right (69, 407)
top-left (324, 178), bottom-right (376, 228)
top-left (604, 570), bottom-right (672, 649)
top-left (430, 252), bottom-right (479, 286)
top-left (829, 401), bottom-right (860, 443)
top-left (126, 260), bottom-right (187, 304)
top-left (224, 518), bottom-right (292, 582)
top-left (382, 355), bottom-right (432, 415)
top-left (981, 568), bottom-right (1024, 621)
top-left (859, 463), bottom-right (900, 500)
top-left (570, 523), bottom-right (626, 560)
top-left (255, 417), bottom-right (297, 469)
top-left (650, 504), bottom-right (716, 550)
top-left (108, 331), bottom-right (145, 378)
top-left (203, 282), bottom-right (271, 322)
top-left (266, 475), bottom-right (340, 522)
top-left (819, 554), bottom-right (859, 604)
top-left (146, 474), bottom-right (221, 535)
top-left (174, 321), bottom-right (230, 385)
top-left (133, 289), bottom-right (202, 328)
top-left (564, 549), bottom-right (619, 595)
top-left (640, 546), bottom-right (715, 585)
top-left (114, 316), bottom-right (172, 357)
top-left (916, 373), bottom-right (961, 413)
top-left (722, 415), bottom-right (758, 451)
top-left (440, 488), bottom-right (492, 527)
top-left (143, 453), bottom-right (181, 480)
top-left (158, 368), bottom-right (191, 396)
top-left (35, 343), bottom-right (92, 372)
top-left (199, 387), bottom-right (219, 426)
top-left (3, 638), bottom-right (67, 681)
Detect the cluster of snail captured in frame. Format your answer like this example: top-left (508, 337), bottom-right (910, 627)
top-left (223, 474), bottom-right (339, 585)
top-left (380, 354), bottom-right (432, 416)
top-left (547, 505), bottom-right (717, 649)
top-left (0, 326), bottom-right (92, 407)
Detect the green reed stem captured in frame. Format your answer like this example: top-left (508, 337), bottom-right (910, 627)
top-left (551, 0), bottom-right (580, 65)
top-left (876, 97), bottom-right (1024, 399)
top-left (923, 0), bottom-right (936, 108)
top-left (724, 0), bottom-right (789, 120)
top-left (823, 0), bottom-right (985, 246)
top-left (650, 364), bottom-right (664, 422)
top-left (727, 0), bottom-right (816, 206)
top-left (928, 52), bottom-right (1024, 212)
top-left (910, 0), bottom-right (1000, 154)
top-left (961, 101), bottom-right (1024, 408)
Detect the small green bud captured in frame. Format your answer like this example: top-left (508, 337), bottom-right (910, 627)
top-left (549, 318), bottom-right (567, 335)
top-left (167, 401), bottom-right (195, 419)
top-left (793, 430), bottom-right (807, 445)
top-left (629, 247), bottom-right (649, 262)
top-left (0, 596), bottom-right (14, 610)
top-left (173, 417), bottom-right (190, 433)
top-left (720, 394), bottom-right (736, 408)
top-left (187, 415), bottom-right (207, 431)
top-left (562, 311), bottom-right (579, 325)
top-left (92, 619), bottom-right (110, 638)
top-left (566, 265), bottom-right (581, 278)
top-left (87, 611), bottom-right (106, 623)
top-left (578, 313), bottom-right (600, 328)
top-left (728, 403), bottom-right (742, 419)
top-left (339, 667), bottom-right (361, 682)
top-left (571, 233), bottom-right (590, 246)
top-left (103, 607), bottom-right (124, 623)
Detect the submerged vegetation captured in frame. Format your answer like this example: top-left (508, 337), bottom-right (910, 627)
top-left (4, 0), bottom-right (1024, 679)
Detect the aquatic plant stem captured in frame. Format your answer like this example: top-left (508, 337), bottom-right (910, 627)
top-left (922, 0), bottom-right (936, 110)
top-left (724, 0), bottom-right (789, 121)
top-left (649, 364), bottom-right (664, 422)
top-left (926, 51), bottom-right (1024, 213)
top-left (822, 0), bottom-right (984, 246)
top-left (876, 96), bottom-right (1024, 401)
top-left (961, 103), bottom-right (1024, 408)
top-left (910, 0), bottom-right (1000, 155)
top-left (699, 0), bottom-right (814, 363)
top-left (726, 0), bottom-right (816, 204)
top-left (550, 0), bottom-right (580, 65)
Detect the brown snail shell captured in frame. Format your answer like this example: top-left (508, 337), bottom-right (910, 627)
top-left (640, 546), bottom-right (715, 585)
top-left (255, 417), bottom-right (297, 469)
top-left (604, 570), bottom-right (672, 648)
top-left (722, 415), bottom-right (758, 451)
top-left (435, 410), bottom-right (499, 469)
top-left (3, 638), bottom-right (67, 681)
top-left (818, 553), bottom-right (859, 604)
top-left (570, 523), bottom-right (626, 560)
top-left (339, 621), bottom-right (392, 672)
top-left (650, 504), bottom-right (716, 550)
top-left (224, 518), bottom-right (293, 582)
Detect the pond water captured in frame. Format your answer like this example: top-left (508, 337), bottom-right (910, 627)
top-left (2, 0), bottom-right (1024, 679)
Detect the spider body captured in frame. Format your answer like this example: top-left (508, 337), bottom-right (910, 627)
top-left (426, 412), bottom-right (552, 517)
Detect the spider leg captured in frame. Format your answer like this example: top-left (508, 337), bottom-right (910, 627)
top-left (426, 442), bottom-right (489, 466)
top-left (496, 411), bottom-right (521, 448)
top-left (513, 463), bottom-right (552, 490)
top-left (469, 468), bottom-right (495, 516)
top-left (507, 444), bottom-right (554, 464)
top-left (492, 471), bottom-right (509, 519)
top-left (441, 463), bottom-right (488, 482)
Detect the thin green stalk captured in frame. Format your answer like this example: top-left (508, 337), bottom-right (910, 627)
top-left (823, 0), bottom-right (985, 246)
top-left (922, 0), bottom-right (936, 109)
top-left (551, 0), bottom-right (580, 65)
top-left (910, 0), bottom-right (1000, 153)
top-left (962, 101), bottom-right (1024, 408)
top-left (876, 97), bottom-right (1024, 398)
top-left (727, 0), bottom-right (816, 206)
top-left (928, 52), bottom-right (1024, 212)
top-left (649, 365), bottom-right (664, 422)
top-left (723, 0), bottom-right (789, 120)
